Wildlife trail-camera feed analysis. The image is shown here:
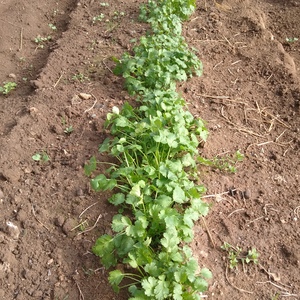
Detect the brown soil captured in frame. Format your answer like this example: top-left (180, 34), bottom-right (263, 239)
top-left (0, 0), bottom-right (299, 299)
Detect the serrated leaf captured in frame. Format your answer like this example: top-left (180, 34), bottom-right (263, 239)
top-left (128, 285), bottom-right (149, 299)
top-left (99, 138), bottom-right (111, 153)
top-left (200, 268), bottom-right (213, 279)
top-left (161, 228), bottom-right (180, 252)
top-left (92, 234), bottom-right (116, 268)
top-left (183, 208), bottom-right (199, 228)
top-left (114, 234), bottom-right (135, 257)
top-left (108, 269), bottom-right (125, 292)
top-left (142, 277), bottom-right (157, 297)
top-left (90, 174), bottom-right (117, 191)
top-left (173, 282), bottom-right (183, 300)
top-left (193, 277), bottom-right (209, 292)
top-left (173, 185), bottom-right (186, 203)
top-left (112, 214), bottom-right (131, 232)
top-left (109, 193), bottom-right (125, 205)
top-left (84, 156), bottom-right (97, 176)
top-left (154, 275), bottom-right (169, 300)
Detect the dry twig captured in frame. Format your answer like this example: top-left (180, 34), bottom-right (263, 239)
top-left (225, 264), bottom-right (254, 294)
top-left (201, 216), bottom-right (215, 248)
top-left (31, 204), bottom-right (50, 231)
top-left (77, 213), bottom-right (103, 236)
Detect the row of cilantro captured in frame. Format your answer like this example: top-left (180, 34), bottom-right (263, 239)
top-left (87, 0), bottom-right (213, 299)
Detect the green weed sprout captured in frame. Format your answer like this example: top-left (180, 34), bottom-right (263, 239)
top-left (0, 82), bottom-right (17, 95)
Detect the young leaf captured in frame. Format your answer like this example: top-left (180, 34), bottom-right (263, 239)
top-left (99, 137), bottom-right (111, 153)
top-left (108, 269), bottom-right (125, 292)
top-left (154, 275), bottom-right (169, 300)
top-left (173, 185), bottom-right (186, 203)
top-left (92, 234), bottom-right (117, 268)
top-left (200, 268), bottom-right (213, 279)
top-left (84, 156), bottom-right (97, 176)
top-left (109, 193), bottom-right (126, 206)
top-left (90, 174), bottom-right (117, 191)
top-left (142, 277), bottom-right (157, 297)
top-left (112, 214), bottom-right (132, 232)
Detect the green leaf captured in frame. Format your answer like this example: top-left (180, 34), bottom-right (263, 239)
top-left (109, 193), bottom-right (125, 206)
top-left (200, 268), bottom-right (212, 279)
top-left (154, 275), bottom-right (169, 300)
top-left (112, 214), bottom-right (132, 232)
top-left (92, 234), bottom-right (117, 268)
top-left (90, 174), bottom-right (117, 191)
top-left (32, 153), bottom-right (41, 161)
top-left (84, 156), bottom-right (97, 176)
top-left (173, 282), bottom-right (183, 300)
top-left (99, 137), bottom-right (111, 153)
top-left (173, 185), bottom-right (186, 203)
top-left (114, 234), bottom-right (135, 257)
top-left (108, 269), bottom-right (125, 292)
top-left (130, 180), bottom-right (145, 197)
top-left (193, 277), bottom-right (209, 292)
top-left (128, 285), bottom-right (149, 299)
top-left (161, 228), bottom-right (180, 252)
top-left (183, 208), bottom-right (199, 228)
top-left (142, 277), bottom-right (157, 297)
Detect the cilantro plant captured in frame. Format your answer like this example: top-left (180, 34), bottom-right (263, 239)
top-left (221, 242), bottom-right (259, 269)
top-left (87, 0), bottom-right (214, 298)
top-left (0, 82), bottom-right (17, 95)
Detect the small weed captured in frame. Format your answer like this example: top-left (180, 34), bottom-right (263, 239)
top-left (221, 242), bottom-right (259, 269)
top-left (72, 72), bottom-right (89, 82)
top-left (100, 2), bottom-right (109, 7)
top-left (82, 267), bottom-right (95, 276)
top-left (32, 151), bottom-right (50, 163)
top-left (271, 293), bottom-right (280, 300)
top-left (34, 35), bottom-right (52, 49)
top-left (198, 150), bottom-right (244, 173)
top-left (48, 23), bottom-right (57, 31)
top-left (113, 11), bottom-right (125, 19)
top-left (286, 37), bottom-right (298, 43)
top-left (64, 126), bottom-right (74, 134)
top-left (92, 13), bottom-right (105, 24)
top-left (0, 82), bottom-right (17, 95)
top-left (71, 219), bottom-right (88, 232)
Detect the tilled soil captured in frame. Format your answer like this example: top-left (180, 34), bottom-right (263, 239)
top-left (0, 0), bottom-right (299, 299)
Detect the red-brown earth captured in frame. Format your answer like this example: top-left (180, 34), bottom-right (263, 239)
top-left (0, 0), bottom-right (299, 299)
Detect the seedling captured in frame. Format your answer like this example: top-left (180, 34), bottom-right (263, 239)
top-left (198, 150), bottom-right (244, 173)
top-left (64, 126), bottom-right (74, 134)
top-left (0, 82), bottom-right (17, 95)
top-left (32, 151), bottom-right (50, 163)
top-left (34, 35), bottom-right (52, 49)
top-left (113, 11), bottom-right (125, 19)
top-left (100, 2), bottom-right (109, 6)
top-left (221, 242), bottom-right (259, 269)
top-left (71, 72), bottom-right (89, 82)
top-left (286, 37), bottom-right (298, 43)
top-left (48, 23), bottom-right (57, 31)
top-left (92, 13), bottom-right (105, 24)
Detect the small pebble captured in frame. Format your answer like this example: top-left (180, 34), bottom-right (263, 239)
top-left (76, 188), bottom-right (83, 196)
top-left (79, 93), bottom-right (91, 100)
top-left (54, 216), bottom-right (65, 227)
top-left (62, 218), bottom-right (76, 236)
top-left (5, 221), bottom-right (20, 239)
top-left (8, 73), bottom-right (17, 80)
top-left (244, 189), bottom-right (251, 199)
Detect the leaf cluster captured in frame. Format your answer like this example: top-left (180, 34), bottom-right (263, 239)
top-left (87, 0), bottom-right (213, 299)
top-left (221, 242), bottom-right (259, 269)
top-left (0, 82), bottom-right (17, 95)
